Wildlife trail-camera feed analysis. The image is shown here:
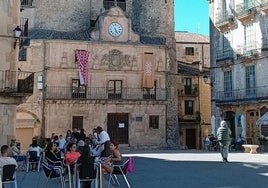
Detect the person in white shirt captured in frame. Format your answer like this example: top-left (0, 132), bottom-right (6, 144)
top-left (0, 145), bottom-right (17, 177)
top-left (95, 126), bottom-right (111, 157)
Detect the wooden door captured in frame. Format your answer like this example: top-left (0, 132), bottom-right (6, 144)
top-left (186, 128), bottom-right (196, 149)
top-left (107, 113), bottom-right (129, 144)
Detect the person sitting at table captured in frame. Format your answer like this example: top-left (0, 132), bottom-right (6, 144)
top-left (10, 139), bottom-right (26, 162)
top-left (77, 146), bottom-right (95, 188)
top-left (65, 143), bottom-right (81, 174)
top-left (45, 142), bottom-right (63, 167)
top-left (102, 140), bottom-right (122, 174)
top-left (28, 139), bottom-right (42, 170)
top-left (0, 145), bottom-right (17, 177)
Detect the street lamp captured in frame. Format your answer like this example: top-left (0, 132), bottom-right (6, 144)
top-left (203, 75), bottom-right (213, 87)
top-left (13, 26), bottom-right (22, 49)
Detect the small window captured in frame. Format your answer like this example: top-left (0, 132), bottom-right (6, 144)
top-left (72, 116), bottom-right (83, 130)
top-left (149, 115), bottom-right (159, 129)
top-left (185, 47), bottom-right (194, 56)
top-left (185, 100), bottom-right (194, 115)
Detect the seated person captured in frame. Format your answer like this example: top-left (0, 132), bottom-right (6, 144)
top-left (28, 139), bottom-right (43, 170)
top-left (45, 142), bottom-right (63, 167)
top-left (77, 146), bottom-right (95, 187)
top-left (102, 141), bottom-right (122, 174)
top-left (0, 145), bottom-right (17, 177)
top-left (10, 139), bottom-right (26, 161)
top-left (65, 143), bottom-right (81, 174)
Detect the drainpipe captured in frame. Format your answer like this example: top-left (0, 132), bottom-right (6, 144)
top-left (41, 41), bottom-right (47, 137)
top-left (198, 75), bottom-right (202, 149)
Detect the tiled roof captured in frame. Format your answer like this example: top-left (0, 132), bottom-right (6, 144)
top-left (177, 61), bottom-right (209, 76)
top-left (175, 31), bottom-right (209, 43)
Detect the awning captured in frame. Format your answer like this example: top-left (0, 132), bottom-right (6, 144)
top-left (256, 112), bottom-right (268, 126)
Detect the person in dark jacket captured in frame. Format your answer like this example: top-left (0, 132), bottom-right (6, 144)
top-left (217, 120), bottom-right (232, 162)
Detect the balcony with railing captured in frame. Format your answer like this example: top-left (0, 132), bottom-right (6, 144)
top-left (215, 10), bottom-right (235, 32)
top-left (103, 1), bottom-right (126, 11)
top-left (0, 70), bottom-right (34, 95)
top-left (178, 85), bottom-right (198, 96)
top-left (216, 49), bottom-right (234, 63)
top-left (215, 86), bottom-right (268, 104)
top-left (45, 86), bottom-right (167, 101)
top-left (236, 2), bottom-right (258, 24)
top-left (261, 0), bottom-right (268, 14)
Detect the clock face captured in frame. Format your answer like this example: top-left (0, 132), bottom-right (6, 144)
top-left (108, 22), bottom-right (123, 37)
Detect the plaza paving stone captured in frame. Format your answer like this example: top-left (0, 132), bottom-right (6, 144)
top-left (16, 149), bottom-right (268, 188)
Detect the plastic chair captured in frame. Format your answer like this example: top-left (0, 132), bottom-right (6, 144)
top-left (26, 151), bottom-right (42, 172)
top-left (108, 158), bottom-right (130, 188)
top-left (1, 164), bottom-right (18, 188)
top-left (42, 161), bottom-right (65, 188)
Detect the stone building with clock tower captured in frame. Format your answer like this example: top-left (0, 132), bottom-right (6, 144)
top-left (15, 0), bottom-right (178, 150)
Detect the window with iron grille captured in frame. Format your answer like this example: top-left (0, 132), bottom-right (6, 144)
top-left (72, 79), bottom-right (86, 99)
top-left (149, 115), bottom-right (159, 129)
top-left (185, 100), bottom-right (194, 115)
top-left (246, 65), bottom-right (255, 95)
top-left (108, 80), bottom-right (122, 99)
top-left (224, 70), bottom-right (232, 97)
top-left (185, 47), bottom-right (194, 56)
top-left (72, 116), bottom-right (83, 130)
top-left (103, 0), bottom-right (126, 11)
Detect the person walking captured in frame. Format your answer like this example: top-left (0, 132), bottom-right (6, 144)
top-left (217, 120), bottom-right (232, 162)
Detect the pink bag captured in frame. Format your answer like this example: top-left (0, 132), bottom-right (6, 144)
top-left (127, 157), bottom-right (135, 173)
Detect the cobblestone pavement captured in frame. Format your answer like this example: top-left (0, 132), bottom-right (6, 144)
top-left (16, 149), bottom-right (268, 188)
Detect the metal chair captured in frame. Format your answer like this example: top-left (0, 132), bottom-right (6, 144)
top-left (11, 154), bottom-right (26, 171)
top-left (76, 156), bottom-right (98, 188)
top-left (108, 158), bottom-right (130, 188)
top-left (42, 161), bottom-right (65, 188)
top-left (1, 164), bottom-right (18, 188)
top-left (26, 151), bottom-right (42, 172)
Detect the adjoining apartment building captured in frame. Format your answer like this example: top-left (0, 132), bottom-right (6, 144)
top-left (7, 0), bottom-right (179, 150)
top-left (209, 0), bottom-right (268, 144)
top-left (175, 32), bottom-right (211, 149)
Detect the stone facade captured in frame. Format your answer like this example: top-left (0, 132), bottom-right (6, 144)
top-left (176, 32), bottom-right (211, 149)
top-left (210, 0), bottom-right (268, 144)
top-left (0, 0), bottom-right (24, 144)
top-left (15, 1), bottom-right (178, 150)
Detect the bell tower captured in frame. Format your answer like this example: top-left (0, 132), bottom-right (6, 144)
top-left (132, 0), bottom-right (179, 148)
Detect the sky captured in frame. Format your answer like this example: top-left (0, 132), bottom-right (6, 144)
top-left (174, 0), bottom-right (209, 36)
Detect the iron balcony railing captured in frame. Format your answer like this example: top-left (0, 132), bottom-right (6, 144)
top-left (236, 1), bottom-right (257, 17)
top-left (215, 86), bottom-right (268, 103)
top-left (216, 10), bottom-right (234, 25)
top-left (45, 86), bottom-right (167, 101)
top-left (216, 49), bottom-right (234, 62)
top-left (0, 70), bottom-right (34, 94)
